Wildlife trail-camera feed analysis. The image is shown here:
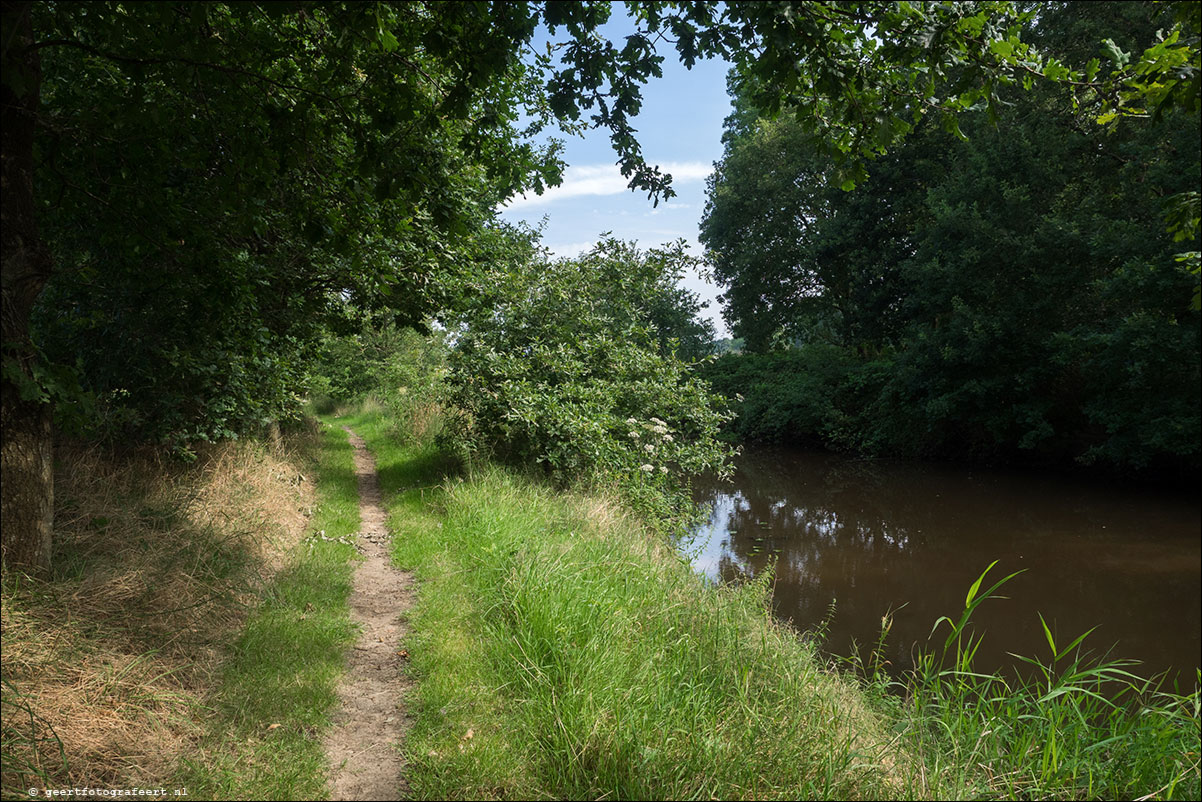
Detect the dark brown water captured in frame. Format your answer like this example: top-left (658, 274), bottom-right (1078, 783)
top-left (687, 447), bottom-right (1201, 682)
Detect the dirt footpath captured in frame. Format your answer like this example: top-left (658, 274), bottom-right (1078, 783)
top-left (323, 427), bottom-right (415, 800)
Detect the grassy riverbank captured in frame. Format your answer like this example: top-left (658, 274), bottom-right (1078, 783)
top-left (853, 567), bottom-right (1200, 800)
top-left (340, 408), bottom-right (905, 799)
top-left (343, 403), bottom-right (1199, 800)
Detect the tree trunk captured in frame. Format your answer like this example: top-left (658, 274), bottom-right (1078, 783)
top-left (1, 387), bottom-right (53, 571)
top-left (2, 1), bottom-right (54, 572)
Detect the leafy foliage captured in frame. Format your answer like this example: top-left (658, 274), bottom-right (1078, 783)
top-left (19, 0), bottom-right (1196, 450)
top-left (308, 324), bottom-right (446, 409)
top-left (701, 113), bottom-right (931, 352)
top-left (446, 237), bottom-right (733, 529)
top-left (632, 1), bottom-right (1199, 189)
top-left (306, 321), bottom-right (449, 446)
top-left (27, 1), bottom-right (557, 446)
top-left (702, 3), bottom-right (1201, 475)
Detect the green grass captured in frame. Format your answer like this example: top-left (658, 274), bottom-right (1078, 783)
top-left (178, 421), bottom-right (360, 800)
top-left (337, 402), bottom-right (1201, 800)
top-left (339, 407), bottom-right (902, 800)
top-left (854, 563), bottom-right (1202, 800)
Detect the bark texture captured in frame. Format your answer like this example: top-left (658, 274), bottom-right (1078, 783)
top-left (2, 1), bottom-right (55, 572)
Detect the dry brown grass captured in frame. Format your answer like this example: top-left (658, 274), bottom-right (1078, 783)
top-left (404, 401), bottom-right (446, 445)
top-left (1, 430), bottom-right (318, 796)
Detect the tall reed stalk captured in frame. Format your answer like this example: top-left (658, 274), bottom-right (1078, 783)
top-left (867, 562), bottom-right (1200, 800)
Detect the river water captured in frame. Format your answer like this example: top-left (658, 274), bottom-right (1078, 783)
top-left (686, 447), bottom-right (1201, 683)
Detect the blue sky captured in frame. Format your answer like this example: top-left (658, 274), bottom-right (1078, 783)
top-left (497, 12), bottom-right (736, 337)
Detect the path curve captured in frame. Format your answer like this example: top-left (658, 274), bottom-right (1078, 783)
top-left (324, 427), bottom-right (414, 800)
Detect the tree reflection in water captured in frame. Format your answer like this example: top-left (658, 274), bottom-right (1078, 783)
top-left (686, 447), bottom-right (1201, 681)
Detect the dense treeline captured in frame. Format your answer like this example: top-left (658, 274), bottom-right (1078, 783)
top-left (5, 1), bottom-right (1199, 568)
top-left (701, 2), bottom-right (1201, 477)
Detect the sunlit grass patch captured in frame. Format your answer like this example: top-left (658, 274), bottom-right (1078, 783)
top-left (2, 433), bottom-right (316, 797)
top-left (345, 402), bottom-right (903, 801)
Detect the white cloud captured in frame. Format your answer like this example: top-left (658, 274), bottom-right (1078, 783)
top-left (546, 232), bottom-right (700, 259)
top-left (504, 161), bottom-right (712, 209)
top-left (545, 240), bottom-right (599, 259)
top-left (648, 201), bottom-right (694, 216)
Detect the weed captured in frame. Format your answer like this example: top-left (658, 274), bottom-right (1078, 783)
top-left (859, 563), bottom-right (1202, 800)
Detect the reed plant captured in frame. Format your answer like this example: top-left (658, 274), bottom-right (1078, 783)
top-left (863, 562), bottom-right (1201, 800)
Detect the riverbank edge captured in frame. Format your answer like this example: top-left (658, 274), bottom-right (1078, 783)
top-left (344, 402), bottom-right (1200, 801)
top-left (339, 407), bottom-right (911, 800)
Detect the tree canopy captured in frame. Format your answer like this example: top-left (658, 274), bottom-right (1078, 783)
top-left (700, 1), bottom-right (1201, 473)
top-left (4, 0), bottom-right (1200, 567)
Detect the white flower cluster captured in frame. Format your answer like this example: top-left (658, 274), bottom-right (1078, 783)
top-left (626, 416), bottom-right (676, 477)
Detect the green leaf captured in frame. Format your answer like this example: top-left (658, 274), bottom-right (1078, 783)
top-left (1101, 38), bottom-right (1131, 68)
top-left (989, 39), bottom-right (1015, 59)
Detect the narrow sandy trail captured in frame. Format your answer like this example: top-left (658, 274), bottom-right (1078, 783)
top-left (324, 427), bottom-right (415, 800)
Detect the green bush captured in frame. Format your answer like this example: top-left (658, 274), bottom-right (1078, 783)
top-left (446, 238), bottom-right (734, 530)
top-left (307, 322), bottom-right (450, 443)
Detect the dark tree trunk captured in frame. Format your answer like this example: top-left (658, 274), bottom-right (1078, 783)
top-left (2, 1), bottom-right (54, 572)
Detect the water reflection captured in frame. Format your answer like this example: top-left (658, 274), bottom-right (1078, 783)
top-left (687, 448), bottom-right (1202, 681)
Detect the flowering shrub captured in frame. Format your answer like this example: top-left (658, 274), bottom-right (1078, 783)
top-left (445, 238), bottom-right (735, 531)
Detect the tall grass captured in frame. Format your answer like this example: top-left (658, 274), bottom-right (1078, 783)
top-left (178, 420), bottom-right (360, 800)
top-left (341, 406), bottom-right (904, 801)
top-left (1, 434), bottom-right (316, 797)
top-left (859, 562), bottom-right (1201, 800)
